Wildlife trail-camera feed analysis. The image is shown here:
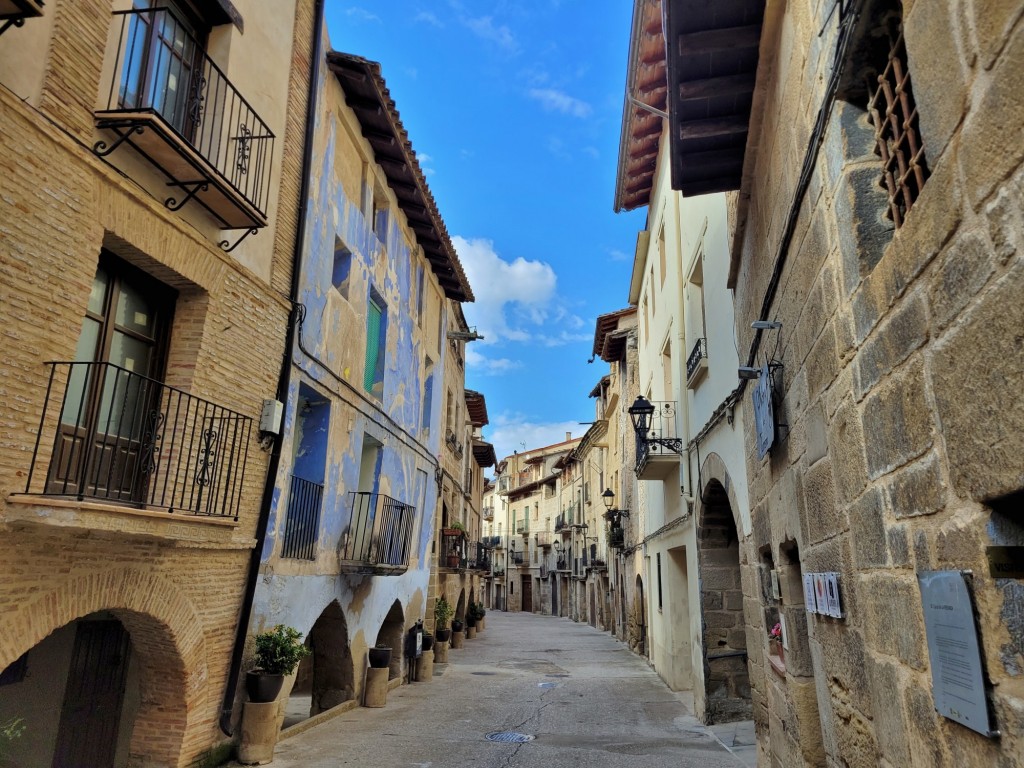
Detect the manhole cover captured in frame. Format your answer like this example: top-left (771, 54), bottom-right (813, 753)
top-left (538, 682), bottom-right (558, 689)
top-left (471, 671), bottom-right (497, 676)
top-left (486, 731), bottom-right (535, 743)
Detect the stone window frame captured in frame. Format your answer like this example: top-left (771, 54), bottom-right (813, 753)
top-left (864, 15), bottom-right (930, 228)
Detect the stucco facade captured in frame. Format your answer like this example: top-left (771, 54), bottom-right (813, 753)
top-left (249, 44), bottom-right (476, 722)
top-left (0, 1), bottom-right (313, 765)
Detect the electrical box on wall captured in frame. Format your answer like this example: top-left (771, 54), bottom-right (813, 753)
top-left (260, 399), bottom-right (283, 435)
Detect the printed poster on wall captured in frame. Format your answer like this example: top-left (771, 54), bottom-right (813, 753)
top-left (918, 570), bottom-right (996, 737)
top-left (803, 573), bottom-right (817, 613)
top-left (824, 572), bottom-right (842, 618)
top-left (813, 573), bottom-right (828, 614)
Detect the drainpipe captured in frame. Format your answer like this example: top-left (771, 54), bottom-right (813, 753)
top-left (219, 0), bottom-right (326, 736)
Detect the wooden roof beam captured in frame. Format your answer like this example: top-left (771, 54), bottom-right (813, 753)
top-left (679, 72), bottom-right (755, 101)
top-left (678, 115), bottom-right (749, 141)
top-left (677, 24), bottom-right (762, 56)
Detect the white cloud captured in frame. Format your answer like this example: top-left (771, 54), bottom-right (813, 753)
top-left (486, 414), bottom-right (585, 466)
top-left (452, 236), bottom-right (557, 344)
top-left (415, 11), bottom-right (443, 27)
top-left (527, 88), bottom-right (592, 118)
top-left (344, 7), bottom-right (380, 22)
top-left (463, 16), bottom-right (518, 52)
top-left (465, 347), bottom-right (523, 375)
top-left (417, 152), bottom-right (436, 176)
top-left (608, 248), bottom-right (630, 262)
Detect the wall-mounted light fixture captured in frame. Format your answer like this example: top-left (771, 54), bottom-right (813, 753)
top-left (601, 488), bottom-right (630, 519)
top-left (627, 396), bottom-right (683, 456)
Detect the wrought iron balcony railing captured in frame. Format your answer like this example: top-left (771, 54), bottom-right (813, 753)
top-left (634, 400), bottom-right (682, 476)
top-left (95, 7), bottom-right (274, 244)
top-left (23, 361), bottom-right (252, 519)
top-left (554, 513), bottom-right (565, 532)
top-left (608, 525), bottom-right (625, 549)
top-left (686, 337), bottom-right (708, 384)
top-left (535, 531), bottom-right (552, 548)
top-left (556, 558), bottom-right (568, 571)
top-left (512, 552), bottom-right (524, 565)
top-left (282, 475), bottom-right (323, 560)
top-left (340, 491), bottom-right (415, 574)
top-left (516, 520), bottom-right (529, 535)
top-left (468, 541), bottom-right (491, 571)
top-left (441, 529), bottom-right (467, 570)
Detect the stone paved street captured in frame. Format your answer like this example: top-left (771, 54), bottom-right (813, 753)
top-left (255, 611), bottom-right (755, 767)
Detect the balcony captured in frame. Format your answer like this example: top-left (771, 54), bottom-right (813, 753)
top-left (535, 531), bottom-right (552, 548)
top-left (282, 475), bottom-right (323, 560)
top-left (608, 525), bottom-right (625, 549)
top-left (468, 541), bottom-right (491, 571)
top-left (440, 529), bottom-right (467, 570)
top-left (512, 551), bottom-right (525, 566)
top-left (635, 400), bottom-right (682, 480)
top-left (0, 0), bottom-right (44, 36)
top-left (483, 505), bottom-right (494, 522)
top-left (686, 337), bottom-right (708, 387)
top-left (339, 492), bottom-right (415, 575)
top-left (491, 535), bottom-right (505, 550)
top-left (94, 7), bottom-right (274, 246)
top-left (516, 521), bottom-right (529, 536)
top-left (556, 557), bottom-right (569, 571)
top-left (554, 513), bottom-right (565, 532)
top-left (21, 361), bottom-right (252, 519)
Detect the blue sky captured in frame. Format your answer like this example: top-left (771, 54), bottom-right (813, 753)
top-left (326, 2), bottom-right (647, 463)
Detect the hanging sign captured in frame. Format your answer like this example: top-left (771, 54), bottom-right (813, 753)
top-left (753, 365), bottom-right (774, 459)
top-left (918, 570), bottom-right (997, 738)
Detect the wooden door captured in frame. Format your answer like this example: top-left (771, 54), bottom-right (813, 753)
top-left (521, 576), bottom-right (533, 613)
top-left (52, 620), bottom-right (131, 768)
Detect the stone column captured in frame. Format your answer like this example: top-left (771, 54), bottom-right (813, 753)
top-left (467, 625), bottom-right (477, 639)
top-left (417, 650), bottom-right (434, 681)
top-left (363, 667), bottom-right (389, 708)
top-left (237, 702), bottom-right (279, 765)
top-left (434, 641), bottom-right (449, 663)
top-left (451, 630), bottom-right (464, 649)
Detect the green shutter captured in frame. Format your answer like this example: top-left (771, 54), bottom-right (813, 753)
top-left (365, 298), bottom-right (382, 392)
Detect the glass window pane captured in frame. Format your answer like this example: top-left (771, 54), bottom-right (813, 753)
top-left (61, 319), bottom-right (102, 427)
top-left (88, 268), bottom-right (110, 316)
top-left (115, 281), bottom-right (157, 337)
top-left (110, 331), bottom-right (154, 377)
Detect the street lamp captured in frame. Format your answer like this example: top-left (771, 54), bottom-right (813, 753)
top-left (627, 396), bottom-right (683, 456)
top-left (601, 488), bottom-right (629, 518)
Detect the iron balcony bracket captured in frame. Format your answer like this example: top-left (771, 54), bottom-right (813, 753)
top-left (0, 17), bottom-right (25, 36)
top-left (219, 227), bottom-right (259, 253)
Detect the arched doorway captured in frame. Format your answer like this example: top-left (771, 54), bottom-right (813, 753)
top-left (285, 601), bottom-right (354, 728)
top-left (699, 478), bottom-right (752, 723)
top-left (454, 589), bottom-right (466, 624)
top-left (0, 609), bottom-right (191, 768)
top-left (376, 601), bottom-right (405, 681)
top-left (634, 576), bottom-right (647, 657)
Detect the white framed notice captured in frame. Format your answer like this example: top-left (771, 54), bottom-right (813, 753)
top-left (779, 613), bottom-right (789, 650)
top-left (824, 572), bottom-right (842, 618)
top-left (813, 573), bottom-right (828, 614)
top-left (803, 573), bottom-right (817, 613)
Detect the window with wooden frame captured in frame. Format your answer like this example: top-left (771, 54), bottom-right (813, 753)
top-left (865, 9), bottom-right (930, 227)
top-left (363, 288), bottom-right (386, 396)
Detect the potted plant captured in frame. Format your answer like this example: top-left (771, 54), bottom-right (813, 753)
top-left (368, 642), bottom-right (392, 669)
top-left (422, 632), bottom-right (435, 651)
top-left (434, 596), bottom-right (453, 643)
top-left (476, 602), bottom-right (486, 630)
top-left (247, 624), bottom-right (310, 703)
top-left (768, 622), bottom-right (784, 664)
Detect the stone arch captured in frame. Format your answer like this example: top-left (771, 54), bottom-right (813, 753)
top-left (697, 453), bottom-right (752, 724)
top-left (294, 600), bottom-right (354, 721)
top-left (375, 601), bottom-right (405, 680)
top-left (454, 588), bottom-right (466, 623)
top-left (634, 575), bottom-right (647, 657)
top-left (0, 567), bottom-right (207, 767)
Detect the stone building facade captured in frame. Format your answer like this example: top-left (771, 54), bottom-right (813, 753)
top-left (0, 1), bottom-right (314, 764)
top-left (704, 0), bottom-right (1024, 765)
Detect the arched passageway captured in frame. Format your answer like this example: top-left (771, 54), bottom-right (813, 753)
top-left (0, 609), bottom-right (189, 768)
top-left (699, 479), bottom-right (752, 723)
top-left (285, 600), bottom-right (354, 728)
top-left (634, 576), bottom-right (647, 657)
top-left (376, 601), bottom-right (405, 681)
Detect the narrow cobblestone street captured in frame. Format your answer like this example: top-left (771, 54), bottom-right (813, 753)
top-left (257, 612), bottom-right (754, 767)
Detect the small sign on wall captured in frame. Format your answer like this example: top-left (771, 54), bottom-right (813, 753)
top-left (918, 571), bottom-right (997, 738)
top-left (804, 572), bottom-right (843, 618)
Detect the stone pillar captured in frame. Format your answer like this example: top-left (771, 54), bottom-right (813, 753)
top-left (417, 650), bottom-right (434, 681)
top-left (363, 667), bottom-right (389, 708)
top-left (467, 625), bottom-right (477, 639)
top-left (237, 702), bottom-right (279, 765)
top-left (434, 641), bottom-right (449, 663)
top-left (479, 617), bottom-right (485, 631)
top-left (451, 630), bottom-right (464, 649)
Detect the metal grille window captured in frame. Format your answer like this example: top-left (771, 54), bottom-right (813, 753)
top-left (866, 23), bottom-right (929, 228)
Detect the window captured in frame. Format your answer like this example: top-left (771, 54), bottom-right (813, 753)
top-left (415, 263), bottom-right (425, 323)
top-left (658, 226), bottom-right (666, 288)
top-left (445, 389), bottom-right (453, 433)
top-left (656, 552), bottom-right (663, 610)
top-left (866, 11), bottom-right (929, 227)
top-left (332, 237), bottom-right (352, 298)
top-left (48, 252), bottom-right (176, 500)
top-left (119, 0), bottom-right (208, 140)
top-left (364, 289), bottom-right (386, 396)
top-left (421, 357), bottom-right (434, 434)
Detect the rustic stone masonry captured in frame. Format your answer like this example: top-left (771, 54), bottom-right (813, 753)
top-left (729, 1), bottom-right (1024, 766)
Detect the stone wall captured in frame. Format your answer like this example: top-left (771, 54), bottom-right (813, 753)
top-left (730, 1), bottom-right (1024, 765)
